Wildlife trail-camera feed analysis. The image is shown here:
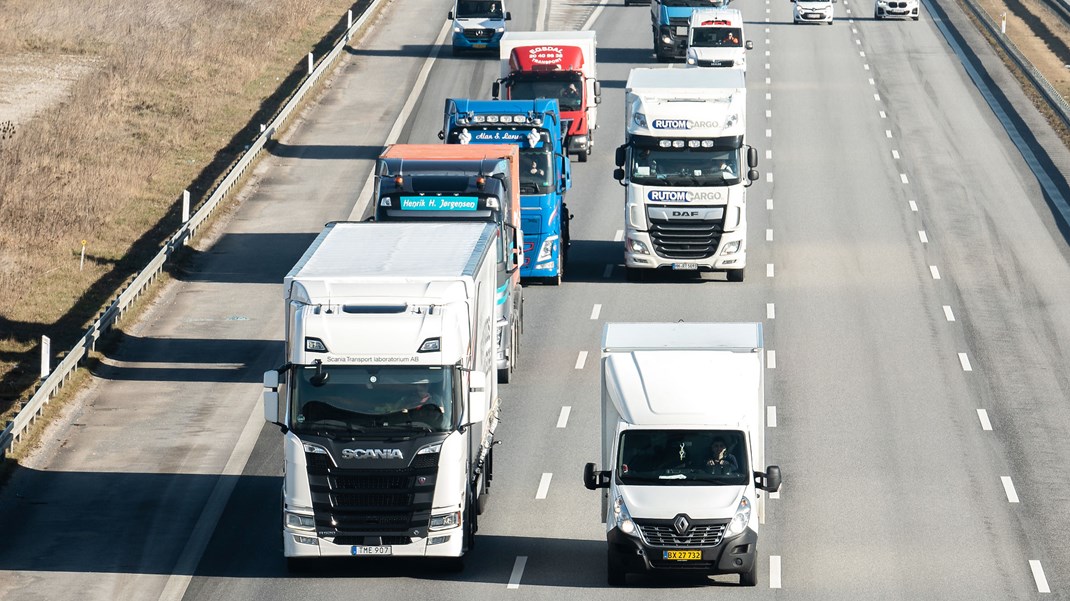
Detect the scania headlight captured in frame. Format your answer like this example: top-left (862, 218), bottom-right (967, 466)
top-left (726, 496), bottom-right (752, 537)
top-left (286, 511), bottom-right (315, 531)
top-left (612, 495), bottom-right (639, 537)
top-left (537, 236), bottom-right (558, 262)
top-left (430, 511), bottom-right (461, 531)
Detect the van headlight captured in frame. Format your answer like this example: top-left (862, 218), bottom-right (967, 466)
top-left (285, 511), bottom-right (315, 531)
top-left (726, 496), bottom-right (752, 537)
top-left (687, 57), bottom-right (696, 65)
top-left (454, 26), bottom-right (463, 33)
top-left (613, 495), bottom-right (638, 537)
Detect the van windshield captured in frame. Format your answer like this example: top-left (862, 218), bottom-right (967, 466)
top-left (665, 0), bottom-right (728, 6)
top-left (617, 429), bottom-right (748, 486)
top-left (691, 27), bottom-right (743, 48)
top-left (456, 0), bottom-right (504, 18)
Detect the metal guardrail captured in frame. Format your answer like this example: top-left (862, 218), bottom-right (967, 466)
top-left (0, 0), bottom-right (387, 458)
top-left (957, 0), bottom-right (1070, 131)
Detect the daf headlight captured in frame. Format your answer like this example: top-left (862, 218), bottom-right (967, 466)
top-left (721, 241), bottom-right (741, 255)
top-left (632, 112), bottom-right (647, 128)
top-left (726, 496), bottom-right (752, 537)
top-left (627, 238), bottom-right (650, 255)
top-left (612, 495), bottom-right (639, 537)
top-left (429, 511), bottom-right (461, 531)
top-left (537, 236), bottom-right (558, 262)
top-left (286, 511), bottom-right (315, 531)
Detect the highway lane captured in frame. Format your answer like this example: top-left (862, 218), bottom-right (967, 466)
top-left (3, 0), bottom-right (1070, 597)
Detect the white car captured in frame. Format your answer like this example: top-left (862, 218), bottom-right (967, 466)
top-left (874, 0), bottom-right (920, 19)
top-left (792, 0), bottom-right (835, 24)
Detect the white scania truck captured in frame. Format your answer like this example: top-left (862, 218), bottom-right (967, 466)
top-left (264, 221), bottom-right (501, 570)
top-left (583, 322), bottom-right (782, 586)
top-left (614, 68), bottom-right (758, 282)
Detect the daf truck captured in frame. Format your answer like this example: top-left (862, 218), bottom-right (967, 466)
top-left (441, 98), bottom-right (572, 284)
top-left (613, 68), bottom-right (758, 282)
top-left (583, 322), bottom-right (782, 586)
top-left (375, 144), bottom-right (523, 383)
top-left (264, 221), bottom-right (501, 571)
top-left (494, 31), bottom-right (600, 162)
top-left (448, 0), bottom-right (511, 54)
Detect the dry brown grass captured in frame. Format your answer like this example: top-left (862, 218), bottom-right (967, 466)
top-left (0, 0), bottom-right (366, 411)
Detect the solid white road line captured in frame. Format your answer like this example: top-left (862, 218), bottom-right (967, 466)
top-left (557, 406), bottom-right (572, 428)
top-left (536, 0), bottom-right (549, 31)
top-left (767, 303), bottom-right (775, 319)
top-left (959, 353), bottom-right (973, 371)
top-left (892, 150), bottom-right (900, 159)
top-left (943, 305), bottom-right (956, 321)
top-left (575, 351), bottom-right (588, 369)
top-left (930, 265), bottom-right (941, 279)
top-left (507, 556), bottom-right (528, 589)
top-left (536, 473), bottom-right (553, 499)
top-left (767, 264), bottom-right (774, 278)
top-left (614, 229), bottom-right (623, 242)
top-left (977, 408), bottom-right (993, 431)
top-left (767, 350), bottom-right (776, 368)
top-left (580, 0), bottom-right (611, 31)
top-left (1029, 560), bottom-right (1051, 593)
top-left (909, 200), bottom-right (918, 211)
top-left (900, 173), bottom-right (909, 184)
top-left (590, 304), bottom-right (601, 320)
top-left (767, 406), bottom-right (777, 427)
top-left (1001, 476), bottom-right (1020, 503)
top-left (919, 230), bottom-right (928, 243)
top-left (770, 555), bottom-right (783, 588)
top-left (766, 229), bottom-right (773, 241)
top-left (603, 264), bottom-right (613, 278)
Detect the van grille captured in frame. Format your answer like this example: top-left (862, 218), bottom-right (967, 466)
top-left (636, 521), bottom-right (728, 547)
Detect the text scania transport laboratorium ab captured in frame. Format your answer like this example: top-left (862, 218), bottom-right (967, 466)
top-left (615, 68), bottom-right (758, 282)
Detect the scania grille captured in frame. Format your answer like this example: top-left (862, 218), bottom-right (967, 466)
top-left (649, 217), bottom-right (724, 260)
top-left (637, 522), bottom-right (727, 547)
top-left (305, 451), bottom-right (439, 536)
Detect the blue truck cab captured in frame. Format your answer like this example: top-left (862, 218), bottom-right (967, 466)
top-left (441, 98), bottom-right (573, 284)
top-left (651, 0), bottom-right (731, 61)
top-left (448, 0), bottom-right (511, 55)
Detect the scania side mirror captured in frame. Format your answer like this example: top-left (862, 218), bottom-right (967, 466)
top-left (467, 370), bottom-right (489, 425)
top-left (614, 145), bottom-right (626, 167)
top-left (448, 10), bottom-right (454, 19)
top-left (613, 167), bottom-right (625, 182)
top-left (747, 146), bottom-right (758, 168)
top-left (492, 81), bottom-right (501, 99)
top-left (583, 462), bottom-right (610, 490)
top-left (505, 11), bottom-right (512, 20)
top-left (745, 40), bottom-right (754, 50)
top-left (761, 465), bottom-right (782, 492)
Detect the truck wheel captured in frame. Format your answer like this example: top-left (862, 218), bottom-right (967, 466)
top-left (726, 267), bottom-right (745, 282)
top-left (577, 149), bottom-right (588, 163)
top-left (286, 557), bottom-right (312, 573)
top-left (607, 547), bottom-right (627, 586)
top-left (740, 563), bottom-right (758, 587)
top-left (625, 267), bottom-right (645, 283)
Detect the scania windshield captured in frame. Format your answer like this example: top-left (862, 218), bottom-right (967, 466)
top-left (617, 429), bottom-right (749, 486)
top-left (509, 73), bottom-right (584, 112)
top-left (629, 142), bottom-right (741, 187)
top-left (290, 365), bottom-right (457, 437)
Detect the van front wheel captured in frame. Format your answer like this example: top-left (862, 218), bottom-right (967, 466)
top-left (607, 547), bottom-right (627, 586)
top-left (740, 563), bottom-right (758, 587)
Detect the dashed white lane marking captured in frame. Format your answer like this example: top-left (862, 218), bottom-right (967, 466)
top-left (507, 556), bottom-right (528, 589)
top-left (765, 63), bottom-right (771, 70)
top-left (766, 128), bottom-right (772, 137)
top-left (614, 229), bottom-right (623, 242)
top-left (958, 353), bottom-right (973, 371)
top-left (765, 16), bottom-right (770, 21)
top-left (557, 406), bottom-right (571, 428)
top-left (590, 304), bottom-right (601, 320)
top-left (535, 473), bottom-right (553, 499)
top-left (977, 409), bottom-right (992, 430)
top-left (766, 149), bottom-right (773, 159)
top-left (766, 76), bottom-right (771, 84)
top-left (602, 264), bottom-right (613, 278)
top-left (766, 92), bottom-right (772, 100)
top-left (852, 27), bottom-right (858, 33)
top-left (880, 110), bottom-right (886, 118)
top-left (767, 198), bottom-right (774, 210)
top-left (869, 78), bottom-right (875, 85)
top-left (1001, 476), bottom-right (1020, 503)
top-left (930, 265), bottom-right (941, 279)
top-left (855, 39), bottom-right (861, 45)
top-left (943, 305), bottom-right (955, 321)
top-left (900, 173), bottom-right (909, 184)
top-left (765, 50), bottom-right (770, 57)
top-left (874, 93), bottom-right (881, 101)
top-left (766, 229), bottom-right (773, 241)
top-left (865, 63), bottom-right (871, 70)
top-left (766, 7), bottom-right (771, 12)
top-left (766, 172), bottom-right (774, 183)
top-left (770, 555), bottom-right (783, 588)
top-left (575, 351), bottom-right (588, 369)
top-left (909, 200), bottom-right (918, 211)
top-left (886, 130), bottom-right (893, 138)
top-left (1029, 560), bottom-right (1051, 593)
top-left (767, 350), bottom-right (776, 368)
top-left (892, 150), bottom-right (900, 159)
top-left (766, 109), bottom-right (772, 118)
top-left (767, 406), bottom-right (777, 427)
top-left (766, 27), bottom-right (771, 32)
top-left (860, 50), bottom-right (866, 57)
top-left (767, 264), bottom-right (775, 278)
top-left (767, 303), bottom-right (775, 319)
top-left (919, 231), bottom-right (928, 243)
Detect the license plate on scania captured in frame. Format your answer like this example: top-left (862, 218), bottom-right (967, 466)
top-left (672, 262), bottom-right (698, 271)
top-left (352, 545), bottom-right (392, 556)
top-left (664, 549), bottom-right (703, 561)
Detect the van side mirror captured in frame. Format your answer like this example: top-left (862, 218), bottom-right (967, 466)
top-left (583, 462), bottom-right (611, 490)
top-left (747, 146), bottom-right (758, 168)
top-left (758, 465), bottom-right (782, 492)
top-left (505, 11), bottom-right (512, 20)
top-left (467, 370), bottom-right (489, 425)
top-left (448, 10), bottom-right (454, 19)
top-left (745, 40), bottom-right (754, 50)
top-left (614, 144), bottom-right (626, 167)
top-left (492, 81), bottom-right (501, 99)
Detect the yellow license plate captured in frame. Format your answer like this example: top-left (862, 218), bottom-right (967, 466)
top-left (663, 550), bottom-right (702, 561)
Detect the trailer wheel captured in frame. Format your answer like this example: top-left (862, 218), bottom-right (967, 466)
top-left (607, 547), bottom-right (627, 586)
top-left (740, 563), bottom-right (758, 587)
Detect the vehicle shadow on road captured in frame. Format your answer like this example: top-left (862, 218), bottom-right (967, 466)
top-left (167, 232), bottom-right (320, 285)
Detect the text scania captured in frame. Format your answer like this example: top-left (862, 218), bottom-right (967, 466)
top-left (651, 119), bottom-right (720, 130)
top-left (342, 448), bottom-right (405, 460)
top-left (648, 190), bottom-right (724, 202)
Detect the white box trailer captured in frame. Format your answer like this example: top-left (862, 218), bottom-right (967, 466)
top-left (264, 221), bottom-right (501, 570)
top-left (583, 322), bottom-right (781, 586)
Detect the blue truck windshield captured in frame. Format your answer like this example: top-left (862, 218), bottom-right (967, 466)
top-left (290, 365), bottom-right (456, 436)
top-left (509, 73), bottom-right (584, 112)
top-left (519, 149), bottom-right (553, 193)
top-left (617, 429), bottom-right (748, 486)
top-left (630, 145), bottom-right (741, 186)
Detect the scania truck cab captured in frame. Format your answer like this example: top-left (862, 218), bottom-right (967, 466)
top-left (495, 31), bottom-right (600, 162)
top-left (375, 144), bottom-right (523, 384)
top-left (686, 9), bottom-right (754, 69)
top-left (584, 322), bottom-right (782, 586)
top-left (651, 0), bottom-right (732, 61)
top-left (264, 222), bottom-right (501, 571)
top-left (614, 68), bottom-right (757, 282)
top-left (442, 98), bottom-right (573, 284)
top-left (448, 0), bottom-right (511, 54)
